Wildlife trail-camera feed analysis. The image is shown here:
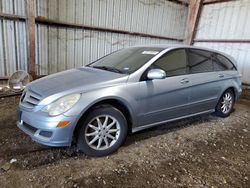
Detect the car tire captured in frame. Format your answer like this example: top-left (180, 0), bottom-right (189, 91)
top-left (215, 89), bottom-right (235, 118)
top-left (76, 105), bottom-right (128, 157)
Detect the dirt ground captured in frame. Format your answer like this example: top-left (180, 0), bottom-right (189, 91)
top-left (0, 96), bottom-right (249, 188)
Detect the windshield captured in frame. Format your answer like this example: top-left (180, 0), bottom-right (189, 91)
top-left (88, 47), bottom-right (164, 74)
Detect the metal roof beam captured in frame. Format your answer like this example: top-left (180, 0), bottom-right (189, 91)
top-left (0, 13), bottom-right (26, 21)
top-left (203, 0), bottom-right (232, 5)
top-left (36, 17), bottom-right (184, 42)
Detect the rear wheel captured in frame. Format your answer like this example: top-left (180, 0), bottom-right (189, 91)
top-left (215, 89), bottom-right (235, 117)
top-left (76, 105), bottom-right (127, 157)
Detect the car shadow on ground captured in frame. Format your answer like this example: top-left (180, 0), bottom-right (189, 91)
top-left (124, 113), bottom-right (221, 147)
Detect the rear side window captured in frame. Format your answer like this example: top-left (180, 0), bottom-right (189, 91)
top-left (152, 49), bottom-right (187, 77)
top-left (213, 53), bottom-right (236, 71)
top-left (187, 49), bottom-right (213, 74)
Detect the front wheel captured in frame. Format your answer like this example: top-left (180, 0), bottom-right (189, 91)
top-left (76, 105), bottom-right (128, 157)
top-left (215, 89), bottom-right (235, 117)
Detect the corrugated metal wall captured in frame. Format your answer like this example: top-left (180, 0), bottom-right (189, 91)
top-left (35, 0), bottom-right (188, 75)
top-left (0, 0), bottom-right (188, 77)
top-left (36, 27), bottom-right (184, 75)
top-left (2, 0), bottom-right (249, 84)
top-left (194, 0), bottom-right (250, 84)
top-left (1, 0), bottom-right (26, 16)
top-left (0, 0), bottom-right (27, 77)
top-left (37, 0), bottom-right (187, 39)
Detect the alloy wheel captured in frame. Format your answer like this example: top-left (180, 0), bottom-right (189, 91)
top-left (84, 115), bottom-right (121, 150)
top-left (221, 92), bottom-right (233, 114)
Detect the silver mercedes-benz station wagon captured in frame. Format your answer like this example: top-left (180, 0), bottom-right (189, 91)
top-left (17, 45), bottom-right (242, 156)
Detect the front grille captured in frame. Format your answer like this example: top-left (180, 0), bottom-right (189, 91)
top-left (23, 122), bottom-right (38, 134)
top-left (21, 88), bottom-right (42, 109)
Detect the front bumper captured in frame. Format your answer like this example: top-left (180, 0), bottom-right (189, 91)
top-left (17, 108), bottom-right (78, 147)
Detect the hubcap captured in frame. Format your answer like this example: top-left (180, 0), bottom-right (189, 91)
top-left (221, 92), bottom-right (233, 114)
top-left (85, 115), bottom-right (121, 150)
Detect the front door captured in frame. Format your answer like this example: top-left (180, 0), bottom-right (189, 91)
top-left (138, 49), bottom-right (191, 126)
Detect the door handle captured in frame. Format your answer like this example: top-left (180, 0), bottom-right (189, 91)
top-left (218, 74), bottom-right (224, 78)
top-left (180, 78), bottom-right (189, 84)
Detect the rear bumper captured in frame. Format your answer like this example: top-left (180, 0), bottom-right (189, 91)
top-left (17, 108), bottom-right (78, 147)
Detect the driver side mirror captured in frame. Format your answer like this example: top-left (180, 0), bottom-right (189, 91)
top-left (147, 69), bottom-right (166, 80)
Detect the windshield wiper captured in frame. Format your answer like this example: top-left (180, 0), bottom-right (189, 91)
top-left (91, 66), bottom-right (125, 74)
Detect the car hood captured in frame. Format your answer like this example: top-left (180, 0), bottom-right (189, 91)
top-left (28, 67), bottom-right (128, 97)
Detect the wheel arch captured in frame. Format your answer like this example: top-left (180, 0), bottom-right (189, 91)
top-left (73, 97), bottom-right (135, 143)
top-left (212, 86), bottom-right (236, 110)
top-left (215, 86), bottom-right (236, 117)
top-left (221, 86), bottom-right (236, 99)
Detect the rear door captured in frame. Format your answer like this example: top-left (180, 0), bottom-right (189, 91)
top-left (186, 49), bottom-right (221, 114)
top-left (138, 49), bottom-right (191, 126)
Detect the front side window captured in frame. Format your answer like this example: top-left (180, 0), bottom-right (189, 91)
top-left (187, 49), bottom-right (213, 74)
top-left (151, 49), bottom-right (187, 77)
top-left (88, 47), bottom-right (164, 74)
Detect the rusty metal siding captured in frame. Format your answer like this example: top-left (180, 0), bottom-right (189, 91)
top-left (1, 0), bottom-right (26, 16)
top-left (0, 0), bottom-right (27, 77)
top-left (0, 19), bottom-right (27, 77)
top-left (36, 0), bottom-right (188, 39)
top-left (194, 0), bottom-right (250, 84)
top-left (35, 0), bottom-right (187, 75)
top-left (196, 0), bottom-right (250, 40)
top-left (0, 0), bottom-right (187, 77)
top-left (36, 25), bottom-right (183, 75)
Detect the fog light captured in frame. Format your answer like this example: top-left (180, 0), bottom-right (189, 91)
top-left (56, 121), bottom-right (70, 128)
top-left (39, 131), bottom-right (53, 138)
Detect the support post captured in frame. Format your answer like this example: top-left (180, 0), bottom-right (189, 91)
top-left (184, 0), bottom-right (203, 45)
top-left (26, 0), bottom-right (36, 79)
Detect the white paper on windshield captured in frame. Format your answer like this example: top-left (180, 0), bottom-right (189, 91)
top-left (142, 51), bottom-right (159, 55)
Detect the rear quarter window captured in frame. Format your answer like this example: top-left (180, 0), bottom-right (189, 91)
top-left (213, 53), bottom-right (236, 71)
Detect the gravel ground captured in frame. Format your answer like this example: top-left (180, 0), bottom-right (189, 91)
top-left (0, 96), bottom-right (249, 188)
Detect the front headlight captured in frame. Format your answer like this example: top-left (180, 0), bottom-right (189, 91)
top-left (42, 94), bottom-right (81, 116)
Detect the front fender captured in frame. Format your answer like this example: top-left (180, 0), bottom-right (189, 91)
top-left (63, 84), bottom-right (138, 128)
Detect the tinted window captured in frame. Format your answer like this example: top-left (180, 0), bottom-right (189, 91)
top-left (89, 47), bottom-right (164, 74)
top-left (152, 49), bottom-right (187, 77)
top-left (213, 53), bottom-right (236, 71)
top-left (187, 49), bottom-right (213, 74)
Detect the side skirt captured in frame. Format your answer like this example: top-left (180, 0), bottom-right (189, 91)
top-left (132, 109), bottom-right (215, 133)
